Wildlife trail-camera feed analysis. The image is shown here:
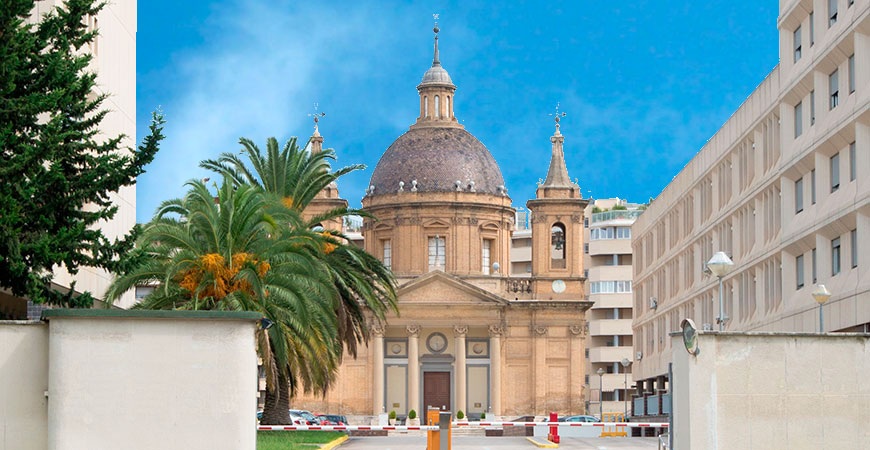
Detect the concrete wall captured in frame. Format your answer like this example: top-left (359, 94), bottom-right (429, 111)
top-left (673, 331), bottom-right (870, 450)
top-left (0, 322), bottom-right (48, 450)
top-left (1, 310), bottom-right (260, 450)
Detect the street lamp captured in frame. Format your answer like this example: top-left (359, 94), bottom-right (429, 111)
top-left (596, 368), bottom-right (604, 416)
top-left (812, 284), bottom-right (832, 333)
top-left (707, 251), bottom-right (735, 331)
top-left (620, 358), bottom-right (631, 417)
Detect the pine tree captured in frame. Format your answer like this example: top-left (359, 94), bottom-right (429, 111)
top-left (0, 0), bottom-right (163, 306)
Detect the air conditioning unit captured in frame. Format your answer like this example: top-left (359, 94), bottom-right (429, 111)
top-left (636, 351), bottom-right (643, 361)
top-left (649, 296), bottom-right (658, 310)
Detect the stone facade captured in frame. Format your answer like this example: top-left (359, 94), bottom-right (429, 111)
top-left (292, 24), bottom-right (593, 419)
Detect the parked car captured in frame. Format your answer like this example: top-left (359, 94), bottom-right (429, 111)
top-left (558, 415), bottom-right (600, 423)
top-left (316, 414), bottom-right (346, 425)
top-left (290, 410), bottom-right (322, 425)
top-left (256, 410), bottom-right (307, 425)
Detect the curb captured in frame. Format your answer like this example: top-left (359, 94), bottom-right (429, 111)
top-left (525, 436), bottom-right (558, 448)
top-left (320, 434), bottom-right (349, 450)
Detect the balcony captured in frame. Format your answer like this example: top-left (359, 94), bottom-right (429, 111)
top-left (588, 239), bottom-right (632, 256)
top-left (589, 209), bottom-right (643, 225)
top-left (587, 265), bottom-right (631, 281)
top-left (590, 293), bottom-right (633, 309)
top-left (589, 346), bottom-right (633, 364)
top-left (589, 319), bottom-right (633, 336)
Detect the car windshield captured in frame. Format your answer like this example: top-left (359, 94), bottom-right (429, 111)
top-left (296, 411), bottom-right (318, 422)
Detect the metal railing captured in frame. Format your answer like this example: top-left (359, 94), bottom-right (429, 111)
top-left (589, 209), bottom-right (643, 224)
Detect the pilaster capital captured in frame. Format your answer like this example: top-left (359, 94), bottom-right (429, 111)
top-left (533, 325), bottom-right (548, 336)
top-left (371, 323), bottom-right (385, 337)
top-left (453, 325), bottom-right (468, 337)
top-left (569, 324), bottom-right (585, 337)
top-left (487, 324), bottom-right (505, 337)
top-left (406, 324), bottom-right (421, 337)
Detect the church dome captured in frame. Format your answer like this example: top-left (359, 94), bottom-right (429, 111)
top-left (369, 127), bottom-right (506, 196)
top-left (421, 65), bottom-right (452, 85)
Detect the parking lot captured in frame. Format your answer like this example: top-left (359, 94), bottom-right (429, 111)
top-left (341, 435), bottom-right (660, 449)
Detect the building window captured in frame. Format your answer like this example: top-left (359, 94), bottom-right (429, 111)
top-left (796, 254), bottom-right (805, 289)
top-left (831, 152), bottom-right (840, 192)
top-left (830, 69), bottom-right (839, 110)
top-left (447, 96), bottom-right (451, 117)
top-left (584, 243), bottom-right (589, 254)
top-left (852, 229), bottom-right (858, 268)
top-left (617, 227), bottom-right (631, 239)
top-left (811, 169), bottom-right (817, 204)
top-left (585, 348), bottom-right (589, 358)
top-left (482, 239), bottom-right (492, 274)
top-left (794, 26), bottom-right (802, 62)
top-left (584, 217), bottom-right (589, 228)
top-left (832, 237), bottom-right (841, 276)
top-left (584, 269), bottom-right (589, 278)
top-left (428, 236), bottom-right (445, 270)
top-left (382, 239), bottom-right (392, 269)
top-left (590, 281), bottom-right (632, 294)
top-left (850, 142), bottom-right (856, 182)
top-left (829, 0), bottom-right (838, 27)
top-left (795, 177), bottom-right (804, 213)
top-left (812, 248), bottom-right (818, 283)
top-left (585, 374), bottom-right (589, 384)
top-left (810, 90), bottom-right (815, 125)
top-left (810, 11), bottom-right (815, 46)
top-left (434, 95), bottom-right (440, 118)
top-left (794, 102), bottom-right (803, 138)
top-left (424, 96), bottom-right (428, 117)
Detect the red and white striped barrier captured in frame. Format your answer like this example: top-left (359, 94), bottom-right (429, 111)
top-left (453, 422), bottom-right (668, 428)
top-left (257, 425), bottom-right (439, 431)
top-left (257, 422), bottom-right (668, 431)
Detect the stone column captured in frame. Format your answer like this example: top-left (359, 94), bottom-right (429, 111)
top-left (372, 324), bottom-right (385, 415)
top-left (488, 325), bottom-right (503, 416)
top-left (569, 324), bottom-right (585, 414)
top-left (407, 325), bottom-right (421, 415)
top-left (454, 325), bottom-right (468, 414)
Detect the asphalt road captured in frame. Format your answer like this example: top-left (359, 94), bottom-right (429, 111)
top-left (340, 435), bottom-right (660, 449)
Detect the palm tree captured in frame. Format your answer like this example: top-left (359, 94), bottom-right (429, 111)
top-left (105, 177), bottom-right (346, 423)
top-left (202, 137), bottom-right (398, 420)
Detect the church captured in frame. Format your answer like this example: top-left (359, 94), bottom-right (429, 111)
top-left (295, 23), bottom-right (593, 420)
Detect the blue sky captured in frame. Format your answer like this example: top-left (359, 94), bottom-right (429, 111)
top-left (135, 0), bottom-right (779, 222)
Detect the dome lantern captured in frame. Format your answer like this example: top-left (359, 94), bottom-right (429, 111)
top-left (412, 16), bottom-right (461, 130)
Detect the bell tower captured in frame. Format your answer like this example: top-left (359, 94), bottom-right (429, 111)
top-left (303, 106), bottom-right (348, 233)
top-left (526, 108), bottom-right (588, 298)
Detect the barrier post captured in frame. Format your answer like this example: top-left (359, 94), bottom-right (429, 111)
top-left (547, 412), bottom-right (559, 443)
top-left (438, 411), bottom-right (452, 450)
top-left (427, 408), bottom-right (440, 450)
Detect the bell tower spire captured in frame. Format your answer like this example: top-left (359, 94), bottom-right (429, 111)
top-left (411, 14), bottom-right (462, 130)
top-left (542, 103), bottom-right (574, 188)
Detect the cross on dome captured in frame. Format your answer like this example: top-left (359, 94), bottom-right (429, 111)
top-left (308, 103), bottom-right (326, 136)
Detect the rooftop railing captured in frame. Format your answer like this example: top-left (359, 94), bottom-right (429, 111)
top-left (589, 209), bottom-right (643, 224)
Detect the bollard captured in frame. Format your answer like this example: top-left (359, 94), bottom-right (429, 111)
top-left (427, 408), bottom-right (440, 450)
top-left (547, 412), bottom-right (559, 443)
top-left (438, 411), bottom-right (452, 450)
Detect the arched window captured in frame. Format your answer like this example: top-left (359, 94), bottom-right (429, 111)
top-left (435, 95), bottom-right (440, 118)
top-left (551, 223), bottom-right (566, 269)
top-left (447, 96), bottom-right (452, 117)
top-left (424, 96), bottom-right (428, 117)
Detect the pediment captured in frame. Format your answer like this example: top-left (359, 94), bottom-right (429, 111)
top-left (422, 219), bottom-right (450, 228)
top-left (396, 271), bottom-right (508, 306)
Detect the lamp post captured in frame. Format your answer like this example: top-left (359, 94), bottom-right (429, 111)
top-left (707, 252), bottom-right (736, 331)
top-left (597, 368), bottom-right (604, 416)
top-left (812, 284), bottom-right (832, 333)
top-left (620, 358), bottom-right (631, 417)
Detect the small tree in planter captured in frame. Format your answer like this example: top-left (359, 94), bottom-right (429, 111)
top-left (407, 409), bottom-right (419, 426)
top-left (389, 410), bottom-right (397, 425)
top-left (480, 412), bottom-right (487, 421)
top-left (456, 410), bottom-right (466, 422)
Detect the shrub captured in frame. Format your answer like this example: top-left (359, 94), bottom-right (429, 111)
top-left (612, 204), bottom-right (628, 211)
top-left (389, 410), bottom-right (397, 420)
top-left (456, 410), bottom-right (465, 420)
top-left (408, 409), bottom-right (417, 420)
top-left (480, 412), bottom-right (486, 420)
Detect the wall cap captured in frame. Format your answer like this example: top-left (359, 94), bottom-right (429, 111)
top-left (41, 308), bottom-right (262, 321)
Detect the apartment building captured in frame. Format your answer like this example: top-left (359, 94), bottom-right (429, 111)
top-left (510, 208), bottom-right (533, 277)
top-left (582, 199), bottom-right (643, 416)
top-left (0, 1), bottom-right (139, 319)
top-left (632, 0), bottom-right (870, 410)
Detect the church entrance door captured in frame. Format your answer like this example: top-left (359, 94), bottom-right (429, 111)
top-left (423, 371), bottom-right (451, 423)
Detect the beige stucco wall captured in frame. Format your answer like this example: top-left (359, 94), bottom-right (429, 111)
top-left (43, 311), bottom-right (258, 450)
top-left (673, 331), bottom-right (870, 450)
top-left (0, 322), bottom-right (48, 450)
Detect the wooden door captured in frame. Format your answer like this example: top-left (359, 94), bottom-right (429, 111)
top-left (423, 371), bottom-right (451, 423)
